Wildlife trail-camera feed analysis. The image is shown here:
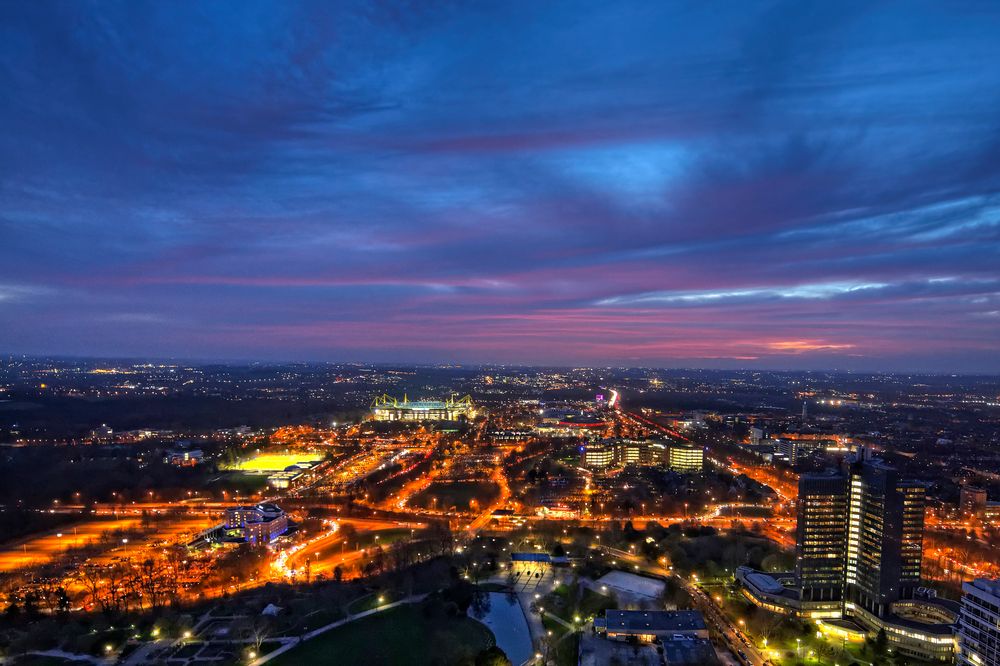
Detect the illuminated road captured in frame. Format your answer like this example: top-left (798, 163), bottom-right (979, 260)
top-left (0, 518), bottom-right (141, 572)
top-left (281, 518), bottom-right (427, 580)
top-left (87, 515), bottom-right (218, 565)
top-left (464, 461), bottom-right (512, 535)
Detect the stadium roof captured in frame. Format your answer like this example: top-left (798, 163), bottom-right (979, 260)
top-left (386, 400), bottom-right (447, 410)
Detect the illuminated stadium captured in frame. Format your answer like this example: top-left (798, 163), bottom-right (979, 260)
top-left (229, 451), bottom-right (323, 473)
top-left (371, 394), bottom-right (477, 422)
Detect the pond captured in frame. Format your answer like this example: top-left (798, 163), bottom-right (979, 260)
top-left (470, 592), bottom-right (534, 666)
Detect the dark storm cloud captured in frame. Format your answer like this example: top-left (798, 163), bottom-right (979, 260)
top-left (1, 0), bottom-right (999, 370)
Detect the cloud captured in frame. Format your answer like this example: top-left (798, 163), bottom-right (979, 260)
top-left (595, 281), bottom-right (890, 307)
top-left (0, 284), bottom-right (52, 303)
top-left (766, 340), bottom-right (856, 353)
top-left (1, 1), bottom-right (999, 370)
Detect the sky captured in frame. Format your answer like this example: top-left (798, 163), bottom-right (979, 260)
top-left (2, 1), bottom-right (1000, 372)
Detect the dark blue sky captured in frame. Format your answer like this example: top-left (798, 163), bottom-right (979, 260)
top-left (2, 1), bottom-right (999, 371)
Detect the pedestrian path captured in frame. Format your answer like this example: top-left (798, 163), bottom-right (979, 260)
top-left (249, 594), bottom-right (426, 666)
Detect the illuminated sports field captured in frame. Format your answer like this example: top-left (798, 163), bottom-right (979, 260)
top-left (230, 451), bottom-right (323, 473)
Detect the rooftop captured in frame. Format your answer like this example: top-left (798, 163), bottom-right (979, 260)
top-left (596, 571), bottom-right (666, 600)
top-left (966, 578), bottom-right (1000, 598)
top-left (746, 571), bottom-right (785, 595)
top-left (661, 637), bottom-right (721, 666)
top-left (604, 610), bottom-right (706, 634)
top-left (377, 400), bottom-right (448, 410)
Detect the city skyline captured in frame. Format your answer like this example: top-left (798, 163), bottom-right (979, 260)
top-left (3, 2), bottom-right (1000, 371)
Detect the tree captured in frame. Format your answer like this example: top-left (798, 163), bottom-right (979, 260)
top-left (250, 617), bottom-right (274, 652)
top-left (55, 587), bottom-right (70, 615)
top-left (470, 586), bottom-right (491, 620)
top-left (506, 571), bottom-right (517, 602)
top-left (875, 628), bottom-right (888, 655)
top-left (475, 646), bottom-right (511, 666)
top-left (22, 590), bottom-right (39, 619)
top-left (4, 597), bottom-right (20, 621)
top-left (338, 522), bottom-right (358, 543)
top-left (234, 616), bottom-right (274, 653)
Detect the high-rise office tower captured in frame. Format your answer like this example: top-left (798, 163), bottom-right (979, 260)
top-left (843, 455), bottom-right (926, 618)
top-left (742, 451), bottom-right (949, 662)
top-left (957, 578), bottom-right (1000, 666)
top-left (793, 451), bottom-right (927, 617)
top-left (796, 471), bottom-right (848, 602)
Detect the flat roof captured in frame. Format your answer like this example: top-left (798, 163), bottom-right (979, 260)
top-left (605, 610), bottom-right (706, 634)
top-left (883, 611), bottom-right (955, 636)
top-left (511, 552), bottom-right (550, 562)
top-left (967, 578), bottom-right (1000, 597)
top-left (596, 571), bottom-right (666, 599)
top-left (661, 638), bottom-right (720, 666)
top-left (746, 571), bottom-right (785, 595)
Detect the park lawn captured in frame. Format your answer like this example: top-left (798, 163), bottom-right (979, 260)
top-left (345, 589), bottom-right (402, 615)
top-left (354, 528), bottom-right (413, 550)
top-left (552, 633), bottom-right (580, 666)
top-left (208, 471), bottom-right (270, 494)
top-left (541, 584), bottom-right (612, 621)
top-left (270, 604), bottom-right (494, 666)
top-left (540, 615), bottom-right (579, 666)
top-left (578, 588), bottom-right (615, 618)
top-left (292, 607), bottom-right (346, 633)
top-left (412, 481), bottom-right (499, 512)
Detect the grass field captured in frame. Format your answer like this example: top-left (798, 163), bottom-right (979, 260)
top-left (209, 472), bottom-right (271, 494)
top-left (411, 481), bottom-right (500, 511)
top-left (345, 590), bottom-right (401, 615)
top-left (540, 614), bottom-right (579, 666)
top-left (270, 603), bottom-right (494, 666)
